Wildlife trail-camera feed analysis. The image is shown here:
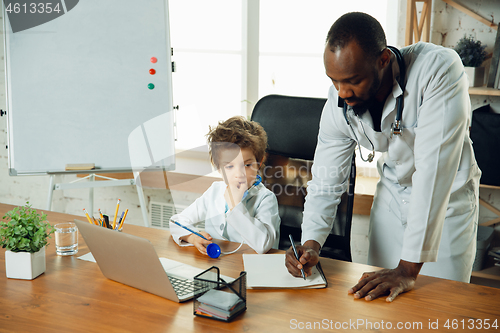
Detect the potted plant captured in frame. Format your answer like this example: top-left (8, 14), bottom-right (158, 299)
top-left (453, 35), bottom-right (488, 87)
top-left (0, 202), bottom-right (55, 280)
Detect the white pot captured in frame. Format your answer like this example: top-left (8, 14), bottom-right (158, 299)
top-left (464, 66), bottom-right (485, 87)
top-left (5, 247), bottom-right (46, 280)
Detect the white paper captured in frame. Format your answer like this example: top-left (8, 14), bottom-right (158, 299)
top-left (77, 252), bottom-right (234, 282)
top-left (196, 289), bottom-right (241, 310)
top-left (77, 252), bottom-right (96, 262)
top-left (242, 254), bottom-right (326, 289)
top-left (159, 257), bottom-right (234, 283)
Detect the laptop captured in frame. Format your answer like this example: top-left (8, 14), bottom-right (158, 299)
top-left (74, 219), bottom-right (233, 302)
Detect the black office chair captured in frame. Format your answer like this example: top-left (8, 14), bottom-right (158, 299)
top-left (251, 94), bottom-right (356, 262)
top-left (470, 104), bottom-right (500, 226)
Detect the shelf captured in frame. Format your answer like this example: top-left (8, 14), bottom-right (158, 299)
top-left (471, 256), bottom-right (500, 289)
top-left (472, 264), bottom-right (500, 282)
top-left (469, 86), bottom-right (500, 96)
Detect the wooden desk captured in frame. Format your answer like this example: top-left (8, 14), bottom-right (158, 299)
top-left (0, 203), bottom-right (499, 332)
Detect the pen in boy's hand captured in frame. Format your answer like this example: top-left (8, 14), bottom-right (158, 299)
top-left (289, 234), bottom-right (306, 280)
top-left (172, 221), bottom-right (209, 241)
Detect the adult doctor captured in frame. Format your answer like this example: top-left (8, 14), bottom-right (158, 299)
top-left (285, 12), bottom-right (481, 302)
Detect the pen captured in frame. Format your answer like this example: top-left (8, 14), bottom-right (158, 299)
top-left (172, 221), bottom-right (208, 240)
top-left (289, 234), bottom-right (306, 280)
top-left (117, 210), bottom-right (127, 230)
top-left (103, 215), bottom-right (110, 229)
top-left (115, 211), bottom-right (124, 230)
top-left (118, 209), bottom-right (128, 230)
top-left (112, 199), bottom-right (120, 230)
top-left (83, 209), bottom-right (93, 225)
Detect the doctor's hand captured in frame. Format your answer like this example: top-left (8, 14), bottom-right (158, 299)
top-left (181, 232), bottom-right (213, 255)
top-left (285, 240), bottom-right (321, 278)
top-left (348, 260), bottom-right (423, 302)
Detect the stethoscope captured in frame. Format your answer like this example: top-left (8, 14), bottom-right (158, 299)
top-left (342, 46), bottom-right (406, 163)
top-left (204, 174), bottom-right (263, 258)
top-left (173, 175), bottom-right (263, 258)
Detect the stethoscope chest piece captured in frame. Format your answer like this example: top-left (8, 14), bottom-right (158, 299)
top-left (391, 120), bottom-right (402, 138)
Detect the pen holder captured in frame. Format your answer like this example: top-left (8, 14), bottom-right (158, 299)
top-left (193, 266), bottom-right (247, 322)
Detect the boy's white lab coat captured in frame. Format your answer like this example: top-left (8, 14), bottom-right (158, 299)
top-left (170, 181), bottom-right (280, 254)
top-left (301, 42), bottom-right (481, 282)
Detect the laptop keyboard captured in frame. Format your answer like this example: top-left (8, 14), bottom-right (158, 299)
top-left (168, 275), bottom-right (206, 298)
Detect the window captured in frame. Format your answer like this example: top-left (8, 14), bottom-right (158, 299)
top-left (169, 0), bottom-right (243, 150)
top-left (170, 0), bottom-right (396, 172)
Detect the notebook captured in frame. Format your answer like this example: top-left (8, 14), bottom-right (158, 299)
top-left (242, 253), bottom-right (327, 289)
top-left (74, 219), bottom-right (233, 302)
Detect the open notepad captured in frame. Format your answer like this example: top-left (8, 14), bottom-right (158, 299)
top-left (242, 254), bottom-right (327, 289)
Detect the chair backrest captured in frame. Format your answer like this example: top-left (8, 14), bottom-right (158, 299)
top-left (251, 94), bottom-right (355, 261)
top-left (470, 104), bottom-right (500, 187)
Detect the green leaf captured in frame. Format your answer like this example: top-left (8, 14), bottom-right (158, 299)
top-left (0, 203), bottom-right (54, 253)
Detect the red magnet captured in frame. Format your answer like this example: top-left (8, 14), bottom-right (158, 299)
top-left (149, 68), bottom-right (156, 75)
top-left (150, 57), bottom-right (157, 63)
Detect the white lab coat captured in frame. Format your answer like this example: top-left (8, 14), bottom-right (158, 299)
top-left (302, 42), bottom-right (481, 282)
top-left (169, 181), bottom-right (280, 254)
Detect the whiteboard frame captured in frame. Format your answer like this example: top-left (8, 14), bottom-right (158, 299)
top-left (3, 0), bottom-right (176, 176)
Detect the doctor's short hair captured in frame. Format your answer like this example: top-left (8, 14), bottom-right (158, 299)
top-left (206, 116), bottom-right (268, 170)
top-left (326, 12), bottom-right (387, 61)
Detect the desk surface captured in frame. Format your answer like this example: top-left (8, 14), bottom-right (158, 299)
top-left (0, 203), bottom-right (499, 332)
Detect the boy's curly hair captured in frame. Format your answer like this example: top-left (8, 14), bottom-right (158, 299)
top-left (207, 116), bottom-right (268, 169)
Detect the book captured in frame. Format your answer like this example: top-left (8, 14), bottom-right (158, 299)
top-left (488, 247), bottom-right (500, 259)
top-left (242, 253), bottom-right (327, 289)
top-left (487, 23), bottom-right (500, 88)
top-left (495, 58), bottom-right (500, 89)
top-left (65, 163), bottom-right (95, 171)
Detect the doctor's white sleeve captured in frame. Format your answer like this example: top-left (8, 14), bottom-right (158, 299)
top-left (402, 49), bottom-right (471, 263)
top-left (301, 96), bottom-right (356, 248)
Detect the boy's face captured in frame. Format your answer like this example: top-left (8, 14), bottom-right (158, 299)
top-left (219, 147), bottom-right (260, 190)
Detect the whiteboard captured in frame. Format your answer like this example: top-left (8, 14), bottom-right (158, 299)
top-left (3, 0), bottom-right (175, 175)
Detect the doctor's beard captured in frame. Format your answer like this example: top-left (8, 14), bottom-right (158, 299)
top-left (351, 68), bottom-right (382, 116)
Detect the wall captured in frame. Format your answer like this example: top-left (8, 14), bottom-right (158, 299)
top-left (429, 0), bottom-right (500, 250)
top-left (1, 1), bottom-right (500, 264)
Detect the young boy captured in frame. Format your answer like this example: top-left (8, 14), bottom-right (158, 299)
top-left (169, 116), bottom-right (280, 255)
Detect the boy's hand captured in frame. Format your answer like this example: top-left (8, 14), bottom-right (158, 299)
top-left (182, 232), bottom-right (213, 255)
top-left (224, 180), bottom-right (247, 210)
